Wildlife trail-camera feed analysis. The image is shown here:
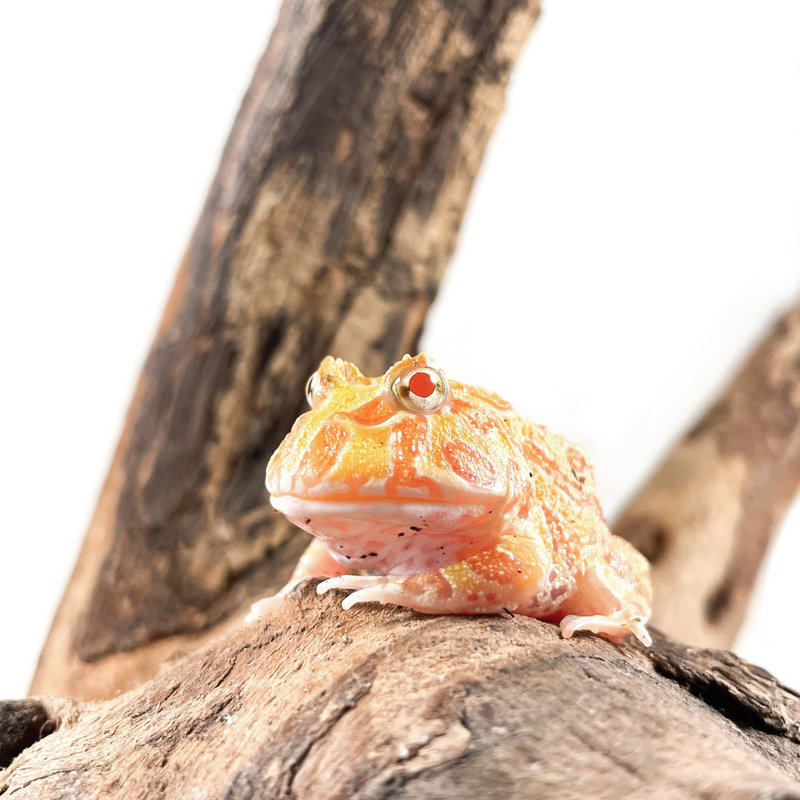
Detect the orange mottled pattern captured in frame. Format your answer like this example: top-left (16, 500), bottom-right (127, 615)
top-left (260, 353), bottom-right (653, 645)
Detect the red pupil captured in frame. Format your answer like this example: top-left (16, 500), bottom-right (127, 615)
top-left (408, 371), bottom-right (436, 398)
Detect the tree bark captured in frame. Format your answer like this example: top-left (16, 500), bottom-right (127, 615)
top-left (31, 0), bottom-right (542, 700)
top-left (614, 303), bottom-right (800, 649)
top-left (4, 582), bottom-right (800, 799)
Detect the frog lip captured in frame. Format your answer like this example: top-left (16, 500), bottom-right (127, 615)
top-left (268, 493), bottom-right (501, 529)
top-left (268, 488), bottom-right (500, 508)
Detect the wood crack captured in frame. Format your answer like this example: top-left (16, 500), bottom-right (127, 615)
top-left (284, 682), bottom-right (373, 798)
top-left (647, 633), bottom-right (800, 743)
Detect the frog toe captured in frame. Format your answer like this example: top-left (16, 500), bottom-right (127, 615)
top-left (341, 582), bottom-right (406, 609)
top-left (316, 575), bottom-right (408, 609)
top-left (560, 607), bottom-right (651, 647)
top-left (245, 593), bottom-right (285, 624)
top-left (316, 575), bottom-right (381, 595)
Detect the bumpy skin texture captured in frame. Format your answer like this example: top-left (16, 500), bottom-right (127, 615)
top-left (249, 354), bottom-right (652, 645)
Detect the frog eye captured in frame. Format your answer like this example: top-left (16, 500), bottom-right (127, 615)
top-left (391, 367), bottom-right (448, 414)
top-left (305, 371), bottom-right (321, 408)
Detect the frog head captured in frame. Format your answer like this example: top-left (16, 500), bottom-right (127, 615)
top-left (266, 354), bottom-right (527, 575)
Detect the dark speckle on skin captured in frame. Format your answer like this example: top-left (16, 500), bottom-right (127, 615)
top-left (409, 526), bottom-right (421, 531)
top-left (360, 554), bottom-right (368, 559)
top-left (304, 518), bottom-right (311, 524)
top-left (397, 532), bottom-right (405, 537)
top-left (368, 552), bottom-right (378, 557)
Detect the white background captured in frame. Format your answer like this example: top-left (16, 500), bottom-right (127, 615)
top-left (1, 1), bottom-right (799, 698)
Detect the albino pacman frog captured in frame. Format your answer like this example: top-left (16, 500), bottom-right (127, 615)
top-left (248, 354), bottom-right (652, 646)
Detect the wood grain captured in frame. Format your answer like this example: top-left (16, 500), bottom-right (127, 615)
top-left (30, 0), bottom-right (541, 700)
top-left (615, 304), bottom-right (800, 649)
top-left (5, 583), bottom-right (800, 799)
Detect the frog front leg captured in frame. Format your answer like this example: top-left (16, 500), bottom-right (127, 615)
top-left (246, 538), bottom-right (348, 623)
top-left (556, 533), bottom-right (652, 646)
top-left (317, 534), bottom-right (550, 616)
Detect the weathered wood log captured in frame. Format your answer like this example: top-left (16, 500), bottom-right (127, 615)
top-left (31, 0), bottom-right (542, 700)
top-left (5, 582), bottom-right (800, 799)
top-left (615, 303), bottom-right (800, 649)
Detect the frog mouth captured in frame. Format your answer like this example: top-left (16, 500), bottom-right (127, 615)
top-left (267, 476), bottom-right (503, 506)
top-left (270, 493), bottom-right (495, 525)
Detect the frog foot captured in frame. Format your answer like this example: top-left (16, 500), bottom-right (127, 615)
top-left (246, 582), bottom-right (302, 624)
top-left (245, 594), bottom-right (283, 624)
top-left (317, 575), bottom-right (405, 609)
top-left (559, 607), bottom-right (652, 647)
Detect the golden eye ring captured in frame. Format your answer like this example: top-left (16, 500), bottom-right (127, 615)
top-left (305, 371), bottom-right (321, 408)
top-left (391, 367), bottom-right (448, 414)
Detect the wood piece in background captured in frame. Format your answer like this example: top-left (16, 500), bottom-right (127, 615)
top-left (5, 583), bottom-right (800, 798)
top-left (31, 0), bottom-right (541, 700)
top-left (615, 303), bottom-right (800, 649)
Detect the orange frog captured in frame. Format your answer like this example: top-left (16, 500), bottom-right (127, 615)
top-left (247, 354), bottom-right (652, 645)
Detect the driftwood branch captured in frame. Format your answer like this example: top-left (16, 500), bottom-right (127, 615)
top-left (5, 582), bottom-right (800, 799)
top-left (615, 303), bottom-right (800, 649)
top-left (31, 0), bottom-right (541, 700)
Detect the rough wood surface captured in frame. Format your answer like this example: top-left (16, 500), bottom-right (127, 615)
top-left (31, 0), bottom-right (541, 701)
top-left (4, 582), bottom-right (800, 799)
top-left (615, 304), bottom-right (800, 649)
